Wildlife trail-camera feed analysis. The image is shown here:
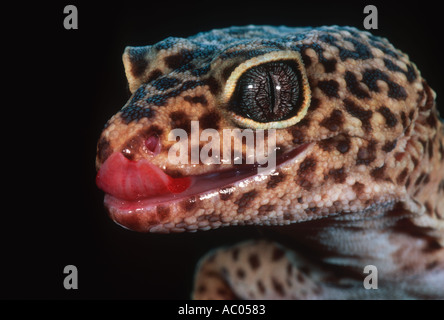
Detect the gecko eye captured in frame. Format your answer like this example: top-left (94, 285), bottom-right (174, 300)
top-left (223, 51), bottom-right (311, 129)
top-left (231, 61), bottom-right (300, 122)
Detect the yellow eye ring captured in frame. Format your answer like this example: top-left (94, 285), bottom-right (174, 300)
top-left (221, 50), bottom-right (311, 129)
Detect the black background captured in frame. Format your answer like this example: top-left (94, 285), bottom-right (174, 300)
top-left (3, 1), bottom-right (443, 300)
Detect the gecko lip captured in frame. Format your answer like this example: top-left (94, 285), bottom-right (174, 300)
top-left (97, 143), bottom-right (310, 230)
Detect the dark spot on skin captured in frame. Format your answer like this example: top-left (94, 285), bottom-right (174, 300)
top-left (286, 262), bottom-right (293, 276)
top-left (297, 179), bottom-right (313, 191)
top-left (400, 111), bottom-right (407, 129)
top-left (383, 59), bottom-right (417, 83)
top-left (337, 138), bottom-right (351, 154)
top-left (299, 50), bottom-right (314, 68)
top-left (97, 137), bottom-right (112, 165)
top-left (205, 76), bottom-right (221, 95)
top-left (411, 156), bottom-right (419, 169)
top-left (440, 140), bottom-right (444, 160)
top-left (378, 106), bottom-right (398, 128)
top-left (297, 273), bottom-right (306, 284)
top-left (219, 187), bottom-right (233, 201)
top-left (283, 212), bottom-right (292, 220)
top-left (248, 254), bottom-right (260, 270)
top-left (297, 197), bottom-right (303, 204)
top-left (428, 138), bottom-right (434, 159)
top-left (318, 80), bottom-right (340, 98)
top-left (291, 129), bottom-right (304, 144)
top-left (199, 111), bottom-right (221, 130)
top-left (236, 268), bottom-right (246, 279)
top-left (370, 164), bottom-right (387, 181)
top-left (426, 112), bottom-right (438, 129)
top-left (318, 138), bottom-right (334, 152)
top-left (147, 69), bottom-right (163, 82)
top-left (328, 167), bottom-right (347, 183)
top-left (297, 157), bottom-right (317, 177)
top-left (170, 111), bottom-right (191, 134)
top-left (267, 172), bottom-right (286, 189)
top-left (352, 182), bottom-right (365, 197)
top-left (204, 271), bottom-right (220, 279)
top-left (235, 190), bottom-right (258, 214)
top-left (157, 205), bottom-right (170, 221)
top-left (344, 99), bottom-right (373, 132)
top-left (222, 63), bottom-right (239, 81)
top-left (152, 77), bottom-right (180, 91)
top-left (394, 152), bottom-right (405, 161)
top-left (127, 47), bottom-right (149, 78)
top-left (164, 51), bottom-right (190, 70)
top-left (415, 172), bottom-right (426, 187)
top-left (361, 69), bottom-right (407, 100)
top-left (344, 71), bottom-right (370, 99)
top-left (258, 204), bottom-right (275, 215)
top-left (396, 168), bottom-right (408, 185)
top-left (271, 277), bottom-right (285, 296)
top-left (321, 58), bottom-right (337, 73)
top-left (197, 285), bottom-right (206, 294)
top-left (305, 207), bottom-right (317, 214)
top-left (184, 95), bottom-right (208, 106)
top-left (272, 247), bottom-right (285, 261)
top-left (297, 117), bottom-right (311, 127)
top-left (145, 125), bottom-right (164, 137)
top-left (423, 174), bottom-right (430, 185)
top-left (181, 196), bottom-right (197, 211)
top-left (425, 202), bottom-right (433, 216)
top-left (356, 140), bottom-right (377, 165)
top-left (216, 287), bottom-right (230, 297)
top-left (320, 109), bottom-right (343, 132)
top-left (310, 97), bottom-right (321, 111)
top-left (439, 180), bottom-right (444, 192)
top-left (405, 177), bottom-right (411, 189)
top-left (257, 280), bottom-right (266, 294)
top-left (232, 248), bottom-right (240, 261)
top-left (319, 134), bottom-right (351, 154)
top-left (382, 139), bottom-right (397, 152)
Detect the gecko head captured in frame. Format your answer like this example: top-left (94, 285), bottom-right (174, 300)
top-left (96, 26), bottom-right (432, 233)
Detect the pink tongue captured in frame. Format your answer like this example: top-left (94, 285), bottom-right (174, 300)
top-left (96, 152), bottom-right (191, 201)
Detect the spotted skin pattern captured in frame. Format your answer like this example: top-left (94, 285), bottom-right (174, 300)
top-left (96, 26), bottom-right (444, 299)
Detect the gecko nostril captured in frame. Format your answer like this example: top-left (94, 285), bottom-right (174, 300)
top-left (145, 134), bottom-right (161, 155)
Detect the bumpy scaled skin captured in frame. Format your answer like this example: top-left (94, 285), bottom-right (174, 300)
top-left (96, 26), bottom-right (444, 299)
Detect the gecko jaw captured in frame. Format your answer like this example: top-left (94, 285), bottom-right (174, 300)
top-left (98, 143), bottom-right (311, 232)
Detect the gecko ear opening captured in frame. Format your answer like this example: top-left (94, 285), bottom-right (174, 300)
top-left (122, 46), bottom-right (152, 93)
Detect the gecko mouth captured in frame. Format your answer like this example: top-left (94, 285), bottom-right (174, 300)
top-left (96, 143), bottom-right (310, 228)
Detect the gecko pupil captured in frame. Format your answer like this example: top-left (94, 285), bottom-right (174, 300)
top-left (231, 61), bottom-right (302, 123)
